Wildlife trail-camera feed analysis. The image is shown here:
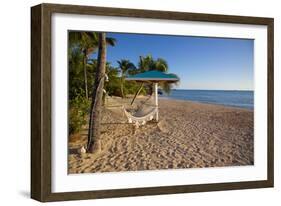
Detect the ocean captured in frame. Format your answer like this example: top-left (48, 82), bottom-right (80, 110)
top-left (160, 90), bottom-right (254, 110)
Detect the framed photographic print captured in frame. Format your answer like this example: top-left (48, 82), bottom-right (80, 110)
top-left (31, 3), bottom-right (274, 202)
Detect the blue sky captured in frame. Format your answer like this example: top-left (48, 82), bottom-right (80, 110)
top-left (95, 32), bottom-right (254, 90)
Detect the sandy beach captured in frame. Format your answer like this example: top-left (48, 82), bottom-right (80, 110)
top-left (68, 97), bottom-right (254, 174)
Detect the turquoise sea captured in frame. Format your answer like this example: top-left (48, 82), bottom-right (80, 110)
top-left (161, 90), bottom-right (254, 110)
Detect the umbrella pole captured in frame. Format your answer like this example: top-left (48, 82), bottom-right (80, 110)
top-left (154, 83), bottom-right (159, 122)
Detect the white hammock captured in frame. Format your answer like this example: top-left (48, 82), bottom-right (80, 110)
top-left (104, 85), bottom-right (159, 127)
top-left (122, 105), bottom-right (158, 128)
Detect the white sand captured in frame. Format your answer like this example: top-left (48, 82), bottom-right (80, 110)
top-left (68, 98), bottom-right (253, 173)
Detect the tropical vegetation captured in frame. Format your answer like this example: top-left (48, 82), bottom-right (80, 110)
top-left (68, 31), bottom-right (179, 153)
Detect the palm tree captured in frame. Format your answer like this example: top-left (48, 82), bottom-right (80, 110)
top-left (117, 59), bottom-right (136, 98)
top-left (138, 55), bottom-right (173, 94)
top-left (138, 55), bottom-right (154, 72)
top-left (154, 58), bottom-right (168, 72)
top-left (68, 47), bottom-right (84, 100)
top-left (87, 32), bottom-right (107, 153)
top-left (138, 55), bottom-right (168, 72)
top-left (69, 32), bottom-right (116, 99)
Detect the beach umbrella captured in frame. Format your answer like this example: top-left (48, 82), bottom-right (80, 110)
top-left (125, 70), bottom-right (179, 83)
top-left (125, 70), bottom-right (179, 121)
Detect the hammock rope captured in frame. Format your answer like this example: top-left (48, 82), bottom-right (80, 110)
top-left (122, 105), bottom-right (157, 128)
top-left (104, 80), bottom-right (158, 127)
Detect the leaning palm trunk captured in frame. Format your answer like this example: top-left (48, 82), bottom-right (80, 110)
top-left (83, 54), bottom-right (89, 99)
top-left (87, 33), bottom-right (107, 153)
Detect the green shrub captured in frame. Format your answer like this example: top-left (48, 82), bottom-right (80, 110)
top-left (69, 95), bottom-right (90, 135)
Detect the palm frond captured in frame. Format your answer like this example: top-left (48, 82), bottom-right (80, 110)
top-left (106, 37), bottom-right (117, 46)
top-left (155, 58), bottom-right (168, 72)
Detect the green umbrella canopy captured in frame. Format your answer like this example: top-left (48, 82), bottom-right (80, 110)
top-left (125, 70), bottom-right (179, 83)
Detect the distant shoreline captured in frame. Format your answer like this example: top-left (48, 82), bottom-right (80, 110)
top-left (159, 97), bottom-right (254, 111)
top-left (171, 89), bottom-right (254, 92)
top-left (106, 94), bottom-right (254, 110)
top-left (159, 89), bottom-right (253, 110)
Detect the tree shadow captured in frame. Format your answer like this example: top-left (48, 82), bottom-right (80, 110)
top-left (101, 122), bottom-right (130, 125)
top-left (69, 148), bottom-right (79, 155)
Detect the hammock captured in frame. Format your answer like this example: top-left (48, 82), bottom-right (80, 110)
top-left (122, 93), bottom-right (158, 128)
top-left (123, 105), bottom-right (158, 128)
top-left (104, 80), bottom-right (158, 127)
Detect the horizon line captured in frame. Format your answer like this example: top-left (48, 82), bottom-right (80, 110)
top-left (171, 88), bottom-right (254, 91)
